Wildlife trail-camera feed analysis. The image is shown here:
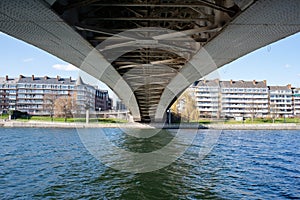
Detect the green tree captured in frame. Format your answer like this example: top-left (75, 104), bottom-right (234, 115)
top-left (8, 109), bottom-right (13, 120)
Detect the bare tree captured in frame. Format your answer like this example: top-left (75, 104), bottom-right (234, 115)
top-left (171, 91), bottom-right (199, 122)
top-left (54, 94), bottom-right (76, 122)
top-left (170, 98), bottom-right (179, 115)
top-left (248, 100), bottom-right (259, 123)
top-left (43, 93), bottom-right (57, 121)
top-left (269, 102), bottom-right (278, 123)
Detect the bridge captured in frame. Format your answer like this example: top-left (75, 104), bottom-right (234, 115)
top-left (0, 0), bottom-right (300, 122)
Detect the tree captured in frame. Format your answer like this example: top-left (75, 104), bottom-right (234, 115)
top-left (54, 94), bottom-right (76, 122)
top-left (8, 109), bottom-right (13, 120)
top-left (248, 99), bottom-right (259, 123)
top-left (43, 93), bottom-right (57, 121)
top-left (181, 92), bottom-right (199, 122)
top-left (269, 102), bottom-right (278, 123)
top-left (169, 98), bottom-right (181, 123)
top-left (170, 97), bottom-right (179, 115)
top-left (171, 91), bottom-right (199, 122)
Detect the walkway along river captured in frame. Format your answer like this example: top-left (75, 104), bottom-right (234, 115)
top-left (1, 120), bottom-right (300, 130)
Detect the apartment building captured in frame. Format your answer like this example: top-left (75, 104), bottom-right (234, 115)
top-left (116, 100), bottom-right (127, 111)
top-left (192, 79), bottom-right (269, 118)
top-left (0, 75), bottom-right (112, 115)
top-left (221, 80), bottom-right (269, 118)
top-left (16, 75), bottom-right (76, 115)
top-left (293, 88), bottom-right (300, 116)
top-left (193, 79), bottom-right (220, 118)
top-left (0, 76), bottom-right (18, 111)
top-left (269, 85), bottom-right (293, 117)
top-left (95, 89), bottom-right (111, 111)
top-left (75, 77), bottom-right (112, 113)
top-left (75, 76), bottom-right (99, 115)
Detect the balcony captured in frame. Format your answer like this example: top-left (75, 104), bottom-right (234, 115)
top-left (195, 94), bottom-right (219, 98)
top-left (222, 99), bottom-right (268, 104)
top-left (222, 109), bottom-right (269, 114)
top-left (198, 108), bottom-right (219, 112)
top-left (222, 91), bottom-right (268, 95)
top-left (222, 94), bottom-right (268, 99)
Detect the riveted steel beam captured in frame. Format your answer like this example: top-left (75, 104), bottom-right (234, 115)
top-left (90, 2), bottom-right (237, 14)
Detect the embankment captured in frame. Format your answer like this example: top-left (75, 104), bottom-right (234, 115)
top-left (206, 123), bottom-right (300, 130)
top-left (1, 121), bottom-right (300, 130)
top-left (0, 121), bottom-right (151, 129)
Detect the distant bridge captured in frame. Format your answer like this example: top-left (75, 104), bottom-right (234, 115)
top-left (1, 0), bottom-right (300, 122)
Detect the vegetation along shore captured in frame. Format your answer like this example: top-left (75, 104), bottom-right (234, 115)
top-left (1, 116), bottom-right (300, 130)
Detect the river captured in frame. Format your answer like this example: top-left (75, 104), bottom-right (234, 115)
top-left (0, 128), bottom-right (299, 199)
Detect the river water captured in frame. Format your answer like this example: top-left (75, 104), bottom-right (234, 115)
top-left (0, 128), bottom-right (299, 199)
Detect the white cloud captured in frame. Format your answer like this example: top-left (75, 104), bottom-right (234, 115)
top-left (284, 64), bottom-right (291, 68)
top-left (23, 58), bottom-right (34, 62)
top-left (52, 63), bottom-right (78, 71)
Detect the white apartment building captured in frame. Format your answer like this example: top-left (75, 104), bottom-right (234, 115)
top-left (221, 80), bottom-right (269, 118)
top-left (192, 79), bottom-right (269, 118)
top-left (269, 85), bottom-right (293, 117)
top-left (193, 80), bottom-right (220, 118)
top-left (74, 76), bottom-right (96, 115)
top-left (293, 88), bottom-right (300, 116)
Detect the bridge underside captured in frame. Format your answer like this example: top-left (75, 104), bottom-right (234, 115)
top-left (1, 0), bottom-right (300, 122)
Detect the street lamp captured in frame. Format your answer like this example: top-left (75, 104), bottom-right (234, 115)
top-left (167, 109), bottom-right (171, 124)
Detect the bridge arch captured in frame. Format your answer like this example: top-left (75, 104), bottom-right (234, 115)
top-left (1, 0), bottom-right (300, 122)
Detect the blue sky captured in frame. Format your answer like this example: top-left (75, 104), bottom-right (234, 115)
top-left (0, 31), bottom-right (300, 91)
top-left (219, 32), bottom-right (300, 87)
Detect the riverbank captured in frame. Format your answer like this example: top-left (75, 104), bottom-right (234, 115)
top-left (154, 123), bottom-right (300, 130)
top-left (206, 123), bottom-right (300, 130)
top-left (1, 120), bottom-right (300, 130)
top-left (0, 120), bottom-right (153, 129)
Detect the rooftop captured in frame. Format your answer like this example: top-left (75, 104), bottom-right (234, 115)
top-left (18, 75), bottom-right (76, 85)
top-left (195, 79), bottom-right (220, 87)
top-left (0, 76), bottom-right (18, 84)
top-left (221, 80), bottom-right (267, 88)
top-left (269, 85), bottom-right (292, 91)
top-left (195, 79), bottom-right (268, 88)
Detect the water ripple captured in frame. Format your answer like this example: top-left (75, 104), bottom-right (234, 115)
top-left (0, 128), bottom-right (299, 199)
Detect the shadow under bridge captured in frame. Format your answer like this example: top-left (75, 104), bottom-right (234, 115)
top-left (1, 0), bottom-right (300, 122)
